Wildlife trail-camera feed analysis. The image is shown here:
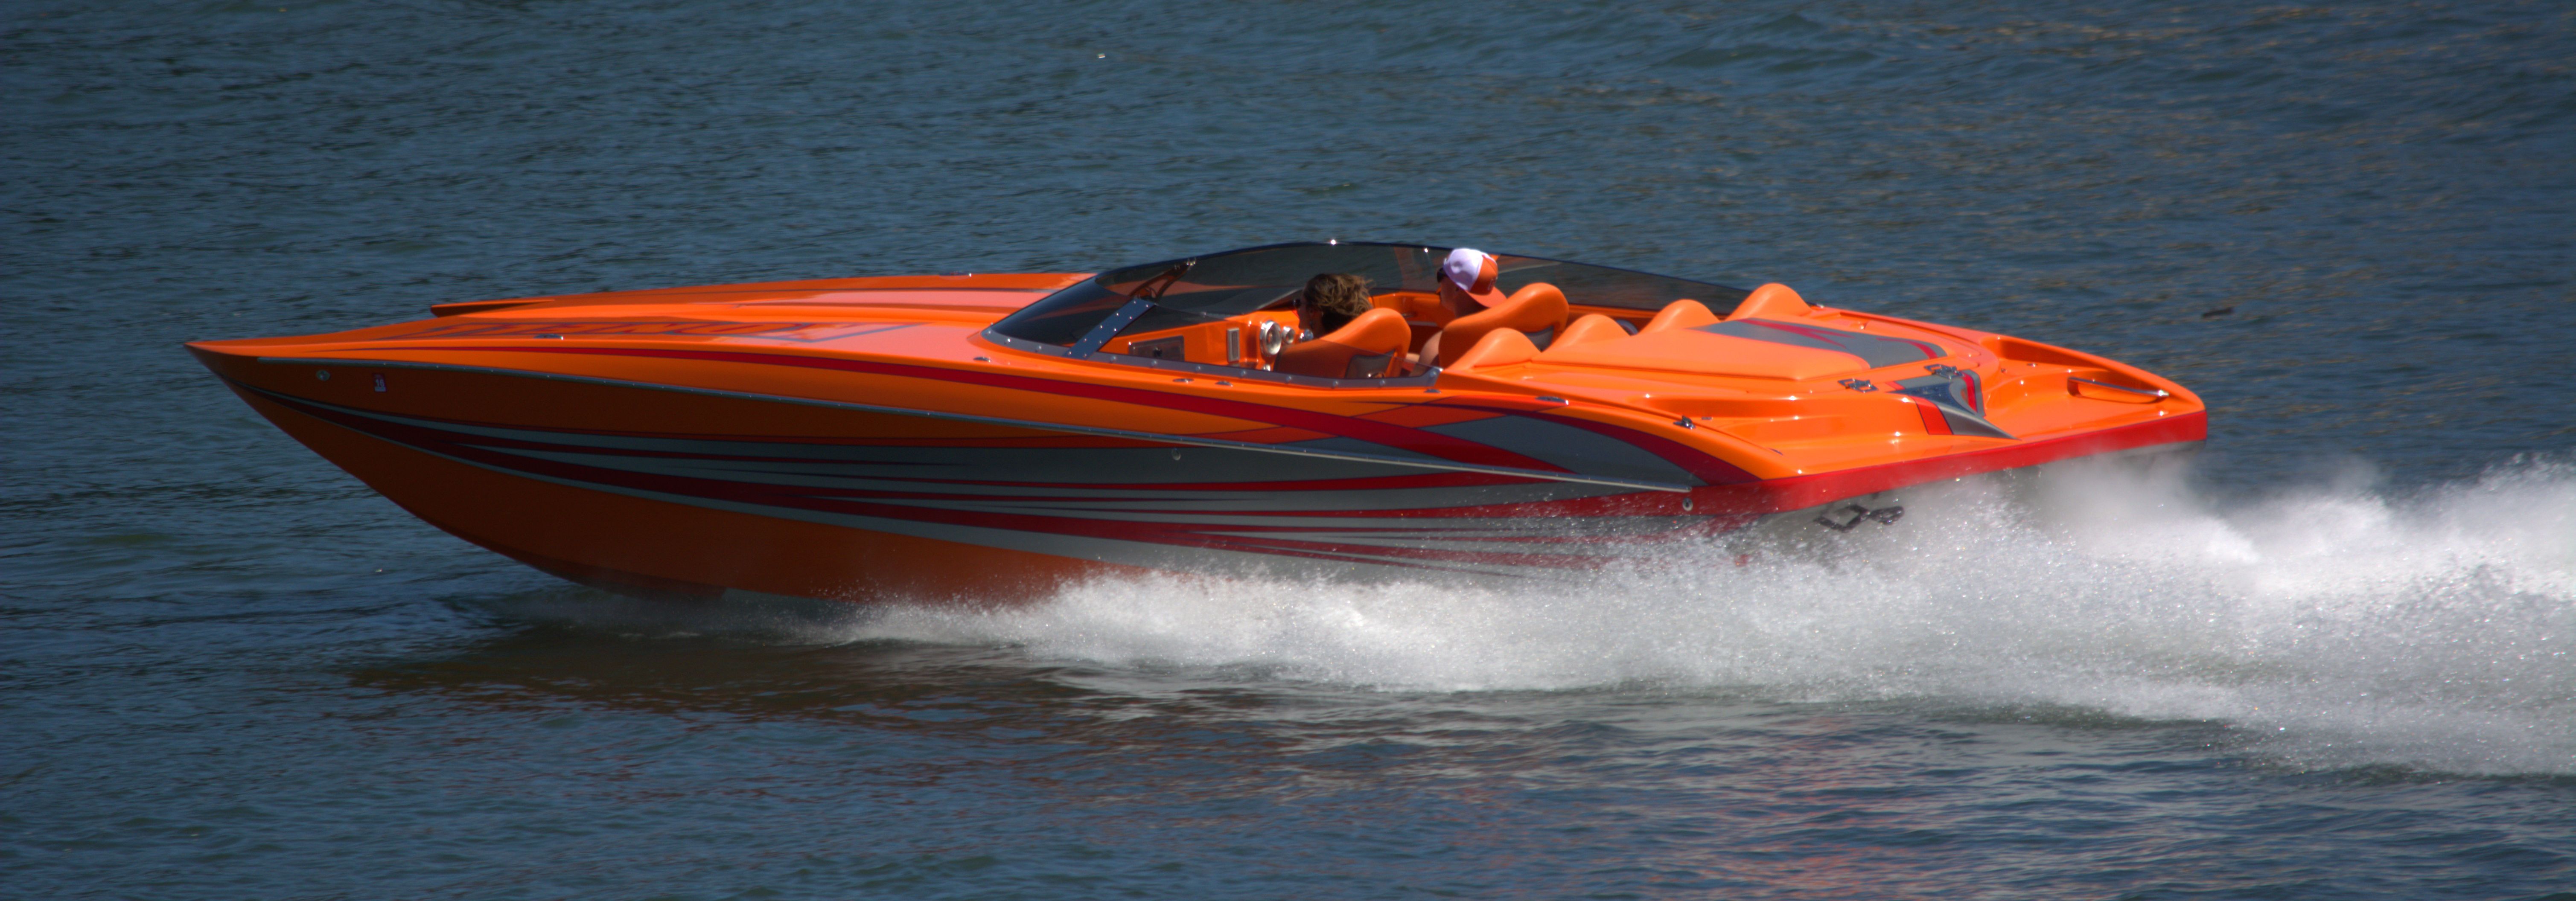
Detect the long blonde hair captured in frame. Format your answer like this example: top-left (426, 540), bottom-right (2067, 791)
top-left (1300, 273), bottom-right (1373, 334)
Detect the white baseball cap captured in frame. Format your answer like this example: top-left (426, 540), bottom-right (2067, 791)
top-left (1439, 248), bottom-right (1498, 294)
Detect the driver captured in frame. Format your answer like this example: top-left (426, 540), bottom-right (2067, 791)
top-left (1413, 247), bottom-right (1507, 367)
top-left (1296, 272), bottom-right (1375, 339)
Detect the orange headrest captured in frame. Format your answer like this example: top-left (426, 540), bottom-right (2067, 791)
top-left (1448, 328), bottom-right (1540, 372)
top-left (1272, 308), bottom-right (1410, 379)
top-left (1434, 282), bottom-right (1569, 367)
top-left (1641, 299), bottom-right (1717, 332)
top-left (1725, 283), bottom-right (1811, 321)
top-left (1320, 307), bottom-right (1409, 351)
top-left (1551, 313), bottom-right (1630, 348)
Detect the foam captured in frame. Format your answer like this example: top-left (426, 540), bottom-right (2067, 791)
top-left (851, 457), bottom-right (2576, 775)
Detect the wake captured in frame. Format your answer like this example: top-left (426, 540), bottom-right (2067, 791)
top-left (854, 456), bottom-right (2576, 775)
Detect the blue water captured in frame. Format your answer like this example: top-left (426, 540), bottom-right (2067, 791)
top-left (5, 1), bottom-right (2572, 898)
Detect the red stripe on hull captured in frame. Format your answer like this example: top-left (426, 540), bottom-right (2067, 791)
top-left (423, 345), bottom-right (1582, 475)
top-left (202, 349), bottom-right (2206, 604)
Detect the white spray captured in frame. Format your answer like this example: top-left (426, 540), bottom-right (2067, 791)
top-left (854, 458), bottom-right (2576, 775)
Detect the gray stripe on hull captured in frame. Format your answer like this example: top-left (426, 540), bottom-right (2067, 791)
top-left (1696, 320), bottom-right (1941, 369)
top-left (257, 356), bottom-right (1694, 492)
top-left (461, 445), bottom-right (1652, 533)
top-left (481, 448), bottom-right (1624, 513)
top-left (358, 414), bottom-right (1458, 485)
top-left (493, 442), bottom-right (1584, 497)
top-left (473, 456), bottom-right (1601, 581)
top-left (255, 388), bottom-right (1673, 580)
top-left (1426, 415), bottom-right (1704, 486)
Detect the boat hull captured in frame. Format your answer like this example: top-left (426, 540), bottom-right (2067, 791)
top-left (195, 345), bottom-right (2204, 605)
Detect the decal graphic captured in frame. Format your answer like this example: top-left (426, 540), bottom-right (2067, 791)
top-left (1697, 319), bottom-right (1945, 369)
top-left (427, 345), bottom-right (1757, 487)
top-left (1893, 372), bottom-right (2010, 439)
top-left (235, 383), bottom-right (1722, 578)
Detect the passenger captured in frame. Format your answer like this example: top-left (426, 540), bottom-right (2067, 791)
top-left (1413, 247), bottom-right (1507, 368)
top-left (1296, 272), bottom-right (1374, 340)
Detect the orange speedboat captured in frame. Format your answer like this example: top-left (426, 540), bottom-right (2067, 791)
top-left (188, 242), bottom-right (2203, 605)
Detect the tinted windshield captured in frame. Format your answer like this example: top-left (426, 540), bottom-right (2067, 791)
top-left (986, 242), bottom-right (1748, 355)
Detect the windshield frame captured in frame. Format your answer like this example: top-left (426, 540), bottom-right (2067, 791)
top-left (980, 241), bottom-right (1749, 386)
top-left (979, 328), bottom-right (1446, 388)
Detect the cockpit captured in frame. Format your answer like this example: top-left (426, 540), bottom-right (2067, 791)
top-left (980, 242), bottom-right (1751, 387)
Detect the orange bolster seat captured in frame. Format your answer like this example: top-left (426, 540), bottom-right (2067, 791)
top-left (1272, 307), bottom-right (1411, 379)
top-left (1434, 282), bottom-right (1569, 367)
top-left (1552, 313), bottom-right (1630, 347)
top-left (1641, 299), bottom-right (1718, 332)
top-left (1726, 283), bottom-right (1812, 320)
top-left (1448, 327), bottom-right (1541, 372)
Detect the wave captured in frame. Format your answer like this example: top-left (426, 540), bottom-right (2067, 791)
top-left (851, 457), bottom-right (2576, 776)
